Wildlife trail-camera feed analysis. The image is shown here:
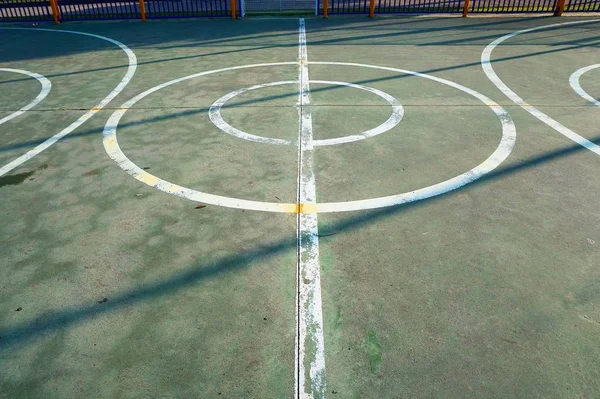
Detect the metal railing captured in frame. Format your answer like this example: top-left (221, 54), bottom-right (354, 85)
top-left (1, 0), bottom-right (598, 22)
top-left (319, 0), bottom-right (599, 14)
top-left (0, 0), bottom-right (240, 21)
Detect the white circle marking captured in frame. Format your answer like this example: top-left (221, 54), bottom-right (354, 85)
top-left (104, 62), bottom-right (516, 213)
top-left (208, 80), bottom-right (404, 147)
top-left (569, 64), bottom-right (600, 107)
top-left (0, 68), bottom-right (51, 126)
top-left (0, 27), bottom-right (137, 178)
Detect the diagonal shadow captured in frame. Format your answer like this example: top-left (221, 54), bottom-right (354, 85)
top-left (1, 32), bottom-right (598, 154)
top-left (0, 16), bottom-right (589, 86)
top-left (1, 134), bottom-right (600, 349)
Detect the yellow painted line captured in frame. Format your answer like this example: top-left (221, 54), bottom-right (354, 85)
top-left (92, 107), bottom-right (102, 111)
top-left (138, 173), bottom-right (161, 186)
top-left (278, 203), bottom-right (297, 213)
top-left (278, 203), bottom-right (319, 214)
top-left (103, 138), bottom-right (118, 152)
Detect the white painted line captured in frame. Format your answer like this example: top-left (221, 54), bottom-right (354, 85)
top-left (481, 19), bottom-right (600, 156)
top-left (296, 17), bottom-right (326, 399)
top-left (569, 64), bottom-right (600, 107)
top-left (105, 61), bottom-right (515, 214)
top-left (103, 62), bottom-right (297, 214)
top-left (0, 27), bottom-right (137, 177)
top-left (208, 79), bottom-right (403, 147)
top-left (209, 80), bottom-right (296, 146)
top-left (308, 61), bottom-right (516, 213)
top-left (0, 68), bottom-right (51, 125)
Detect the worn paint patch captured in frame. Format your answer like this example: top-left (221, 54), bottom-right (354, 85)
top-left (366, 329), bottom-right (382, 376)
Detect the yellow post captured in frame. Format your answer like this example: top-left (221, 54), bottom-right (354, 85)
top-left (231, 0), bottom-right (237, 19)
top-left (368, 0), bottom-right (375, 17)
top-left (462, 0), bottom-right (470, 16)
top-left (554, 0), bottom-right (566, 15)
top-left (49, 0), bottom-right (60, 24)
top-left (138, 0), bottom-right (146, 21)
top-left (323, 0), bottom-right (328, 18)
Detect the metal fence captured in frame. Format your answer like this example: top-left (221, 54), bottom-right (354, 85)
top-left (0, 0), bottom-right (237, 21)
top-left (468, 0), bottom-right (555, 13)
top-left (243, 0), bottom-right (314, 13)
top-left (0, 0), bottom-right (53, 21)
top-left (376, 0), bottom-right (461, 13)
top-left (324, 0), bottom-right (368, 14)
top-left (1, 0), bottom-right (599, 22)
top-left (565, 0), bottom-right (600, 10)
top-left (145, 0), bottom-right (233, 18)
top-left (320, 0), bottom-right (600, 13)
top-left (58, 0), bottom-right (139, 20)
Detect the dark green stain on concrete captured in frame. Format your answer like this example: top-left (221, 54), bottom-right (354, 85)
top-left (0, 170), bottom-right (35, 187)
top-left (320, 247), bottom-right (334, 275)
top-left (0, 164), bottom-right (47, 188)
top-left (366, 329), bottom-right (382, 376)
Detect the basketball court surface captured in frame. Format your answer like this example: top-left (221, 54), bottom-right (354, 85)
top-left (1, 15), bottom-right (600, 398)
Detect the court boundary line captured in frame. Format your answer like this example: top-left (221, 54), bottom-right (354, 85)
top-left (0, 27), bottom-right (137, 177)
top-left (481, 19), bottom-right (600, 156)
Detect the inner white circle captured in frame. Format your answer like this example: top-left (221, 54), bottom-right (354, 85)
top-left (0, 68), bottom-right (51, 126)
top-left (103, 61), bottom-right (516, 213)
top-left (208, 80), bottom-right (404, 147)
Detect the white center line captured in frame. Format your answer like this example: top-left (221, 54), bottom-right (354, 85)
top-left (296, 18), bottom-right (327, 399)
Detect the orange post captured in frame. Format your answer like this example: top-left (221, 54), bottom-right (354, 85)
top-left (49, 0), bottom-right (60, 24)
top-left (138, 0), bottom-right (146, 21)
top-left (462, 0), bottom-right (470, 16)
top-left (554, 0), bottom-right (566, 15)
top-left (368, 0), bottom-right (375, 17)
top-left (323, 0), bottom-right (328, 18)
top-left (231, 0), bottom-right (237, 19)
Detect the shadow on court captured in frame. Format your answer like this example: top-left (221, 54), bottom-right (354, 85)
top-left (0, 16), bottom-right (598, 155)
top-left (1, 133), bottom-right (599, 348)
top-left (1, 15), bottom-right (597, 87)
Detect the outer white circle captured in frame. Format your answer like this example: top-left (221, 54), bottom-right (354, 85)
top-left (103, 61), bottom-right (516, 213)
top-left (0, 68), bottom-right (51, 126)
top-left (208, 79), bottom-right (404, 147)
